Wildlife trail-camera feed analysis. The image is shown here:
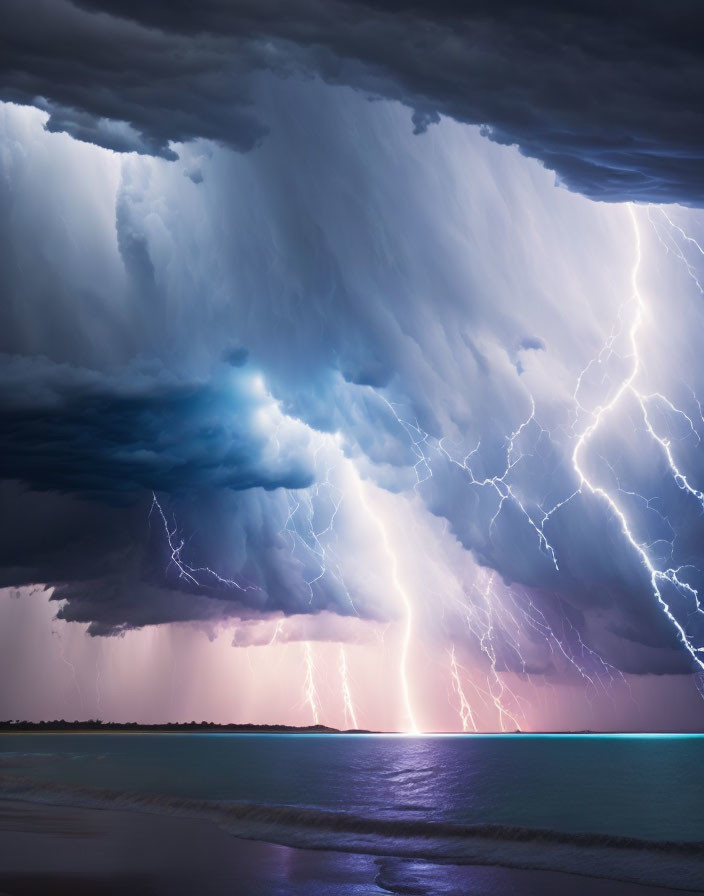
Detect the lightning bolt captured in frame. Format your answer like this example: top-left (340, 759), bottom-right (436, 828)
top-left (267, 618), bottom-right (285, 646)
top-left (149, 492), bottom-right (257, 593)
top-left (379, 377), bottom-right (566, 578)
top-left (647, 205), bottom-right (703, 294)
top-left (569, 204), bottom-right (704, 675)
top-left (473, 573), bottom-right (524, 731)
top-left (510, 590), bottom-right (630, 702)
top-left (378, 395), bottom-right (434, 488)
top-left (351, 470), bottom-right (419, 734)
top-left (95, 646), bottom-right (104, 719)
top-left (53, 625), bottom-right (85, 717)
top-left (438, 397), bottom-right (563, 572)
top-left (448, 644), bottom-right (478, 732)
top-left (151, 487), bottom-right (355, 726)
top-left (376, 393), bottom-right (541, 728)
top-left (281, 435), bottom-right (359, 614)
top-left (303, 641), bottom-right (321, 725)
top-left (338, 644), bottom-right (359, 729)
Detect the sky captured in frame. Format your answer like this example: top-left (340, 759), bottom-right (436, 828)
top-left (1, 1), bottom-right (704, 732)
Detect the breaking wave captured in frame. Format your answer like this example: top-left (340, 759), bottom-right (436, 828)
top-left (1, 774), bottom-right (703, 891)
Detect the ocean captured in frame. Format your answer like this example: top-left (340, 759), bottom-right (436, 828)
top-left (1, 733), bottom-right (703, 893)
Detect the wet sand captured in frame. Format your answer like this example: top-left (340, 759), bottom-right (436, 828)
top-left (0, 799), bottom-right (696, 895)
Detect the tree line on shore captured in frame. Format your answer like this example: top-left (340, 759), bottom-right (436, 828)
top-left (0, 719), bottom-right (369, 733)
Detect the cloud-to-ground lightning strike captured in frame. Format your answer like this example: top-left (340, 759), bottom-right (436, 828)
top-left (473, 573), bottom-right (524, 731)
top-left (95, 647), bottom-right (104, 719)
top-left (351, 469), bottom-right (420, 734)
top-left (376, 388), bottom-right (619, 726)
top-left (449, 644), bottom-right (477, 732)
top-left (338, 644), bottom-right (359, 729)
top-left (53, 625), bottom-right (85, 717)
top-left (377, 394), bottom-right (541, 728)
top-left (303, 641), bottom-right (321, 725)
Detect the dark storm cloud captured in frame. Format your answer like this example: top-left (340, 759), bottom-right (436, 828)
top-left (0, 355), bottom-right (313, 499)
top-left (0, 482), bottom-right (239, 635)
top-left (0, 0), bottom-right (268, 159)
top-left (0, 481), bottom-right (347, 635)
top-left (0, 357), bottom-right (371, 633)
top-left (2, 0), bottom-right (703, 203)
top-left (0, 355), bottom-right (385, 634)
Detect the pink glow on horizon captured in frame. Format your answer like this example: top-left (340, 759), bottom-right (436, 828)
top-left (1, 587), bottom-right (703, 732)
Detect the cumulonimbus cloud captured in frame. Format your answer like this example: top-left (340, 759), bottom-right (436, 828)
top-left (1, 34), bottom-right (703, 682)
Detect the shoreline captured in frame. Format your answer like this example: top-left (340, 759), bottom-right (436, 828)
top-left (1, 780), bottom-right (703, 893)
top-left (0, 798), bottom-right (695, 896)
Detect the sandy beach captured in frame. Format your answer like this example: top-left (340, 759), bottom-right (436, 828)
top-left (0, 799), bottom-right (696, 896)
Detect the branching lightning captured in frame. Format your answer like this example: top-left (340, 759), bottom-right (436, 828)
top-left (647, 205), bottom-right (703, 295)
top-left (149, 492), bottom-right (257, 593)
top-left (281, 436), bottom-right (358, 614)
top-left (568, 204), bottom-right (704, 675)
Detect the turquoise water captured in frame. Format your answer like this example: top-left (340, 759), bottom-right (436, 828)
top-left (1, 733), bottom-right (702, 841)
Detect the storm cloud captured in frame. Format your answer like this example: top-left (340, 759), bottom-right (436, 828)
top-left (1, 4), bottom-right (704, 727)
top-left (0, 0), bottom-right (703, 203)
top-left (0, 356), bottom-right (314, 499)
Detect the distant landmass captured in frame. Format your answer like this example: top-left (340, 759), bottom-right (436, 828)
top-left (0, 721), bottom-right (692, 735)
top-left (0, 720), bottom-right (374, 734)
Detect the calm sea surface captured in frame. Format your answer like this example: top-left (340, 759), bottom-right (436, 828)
top-left (0, 733), bottom-right (702, 840)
